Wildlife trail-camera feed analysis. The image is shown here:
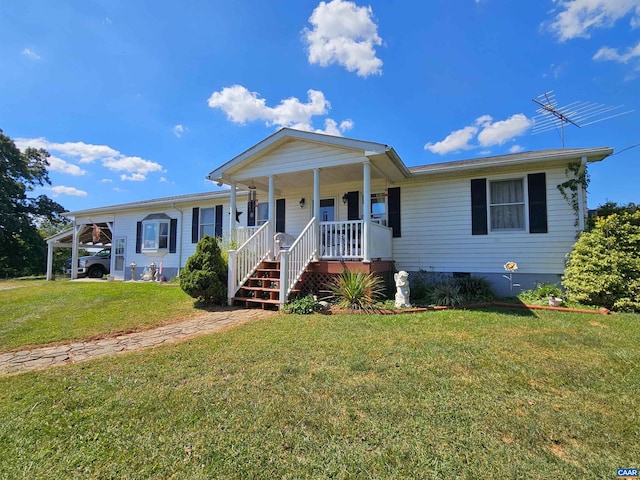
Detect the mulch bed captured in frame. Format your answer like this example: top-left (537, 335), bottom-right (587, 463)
top-left (322, 302), bottom-right (610, 315)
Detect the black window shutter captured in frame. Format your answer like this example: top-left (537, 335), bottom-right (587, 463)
top-left (387, 187), bottom-right (402, 238)
top-left (528, 173), bottom-right (548, 233)
top-left (247, 200), bottom-right (256, 226)
top-left (135, 221), bottom-right (142, 253)
top-left (347, 191), bottom-right (360, 220)
top-left (276, 199), bottom-right (286, 233)
top-left (471, 178), bottom-right (488, 235)
top-left (214, 205), bottom-right (223, 237)
top-left (191, 207), bottom-right (199, 243)
top-left (169, 218), bottom-right (178, 253)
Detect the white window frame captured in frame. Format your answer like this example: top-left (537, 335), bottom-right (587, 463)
top-left (371, 192), bottom-right (387, 225)
top-left (489, 177), bottom-right (527, 232)
top-left (200, 207), bottom-right (215, 239)
top-left (142, 219), bottom-right (170, 252)
top-left (257, 203), bottom-right (269, 226)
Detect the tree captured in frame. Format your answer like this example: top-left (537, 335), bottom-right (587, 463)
top-left (179, 236), bottom-right (228, 305)
top-left (587, 201), bottom-right (639, 230)
top-left (0, 129), bottom-right (67, 277)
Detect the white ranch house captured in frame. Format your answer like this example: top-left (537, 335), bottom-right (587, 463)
top-left (51, 128), bottom-right (612, 307)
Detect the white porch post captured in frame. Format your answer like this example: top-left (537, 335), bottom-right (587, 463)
top-left (267, 175), bottom-right (275, 259)
top-left (229, 181), bottom-right (237, 242)
top-left (362, 161), bottom-right (371, 263)
top-left (46, 241), bottom-right (54, 281)
top-left (71, 222), bottom-right (80, 280)
top-left (313, 168), bottom-right (320, 261)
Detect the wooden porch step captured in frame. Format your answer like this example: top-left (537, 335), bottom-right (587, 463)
top-left (232, 296), bottom-right (280, 310)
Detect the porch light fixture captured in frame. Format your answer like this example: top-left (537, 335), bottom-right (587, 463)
top-left (299, 198), bottom-right (305, 209)
top-left (342, 193), bottom-right (348, 204)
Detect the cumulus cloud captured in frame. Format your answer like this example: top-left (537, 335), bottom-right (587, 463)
top-left (207, 84), bottom-right (354, 135)
top-left (21, 48), bottom-right (41, 60)
top-left (424, 114), bottom-right (532, 155)
top-left (47, 186), bottom-right (88, 197)
top-left (172, 124), bottom-right (188, 137)
top-left (548, 0), bottom-right (640, 41)
top-left (424, 126), bottom-right (478, 154)
top-left (476, 114), bottom-right (532, 147)
top-left (14, 137), bottom-right (164, 181)
top-left (593, 39), bottom-right (640, 63)
top-left (509, 145), bottom-right (525, 153)
top-left (304, 0), bottom-right (383, 77)
top-left (47, 156), bottom-right (88, 176)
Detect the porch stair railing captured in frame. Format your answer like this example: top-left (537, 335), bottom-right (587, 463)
top-left (227, 222), bottom-right (272, 305)
top-left (279, 217), bottom-right (318, 306)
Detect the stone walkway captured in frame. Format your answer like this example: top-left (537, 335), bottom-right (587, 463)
top-left (0, 308), bottom-right (276, 377)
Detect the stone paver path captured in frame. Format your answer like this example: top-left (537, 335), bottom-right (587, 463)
top-left (0, 308), bottom-right (276, 376)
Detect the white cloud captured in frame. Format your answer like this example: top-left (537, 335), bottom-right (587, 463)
top-left (172, 124), bottom-right (188, 137)
top-left (207, 84), bottom-right (354, 135)
top-left (509, 145), bottom-right (525, 153)
top-left (21, 48), bottom-right (41, 60)
top-left (47, 156), bottom-right (88, 176)
top-left (424, 114), bottom-right (532, 155)
top-left (120, 173), bottom-right (147, 182)
top-left (304, 0), bottom-right (383, 77)
top-left (424, 126), bottom-right (478, 154)
top-left (548, 0), bottom-right (640, 41)
top-left (14, 137), bottom-right (164, 181)
top-left (476, 114), bottom-right (532, 147)
top-left (593, 39), bottom-right (640, 62)
top-left (101, 178), bottom-right (113, 183)
top-left (47, 186), bottom-right (88, 197)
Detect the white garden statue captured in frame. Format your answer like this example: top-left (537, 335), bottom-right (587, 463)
top-left (394, 271), bottom-right (411, 308)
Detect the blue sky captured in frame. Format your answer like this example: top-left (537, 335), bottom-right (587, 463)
top-left (1, 0), bottom-right (638, 213)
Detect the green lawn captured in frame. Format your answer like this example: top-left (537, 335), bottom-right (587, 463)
top-left (1, 308), bottom-right (638, 479)
top-left (0, 279), bottom-right (198, 351)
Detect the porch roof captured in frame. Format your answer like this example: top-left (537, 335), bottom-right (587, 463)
top-left (207, 128), bottom-right (411, 192)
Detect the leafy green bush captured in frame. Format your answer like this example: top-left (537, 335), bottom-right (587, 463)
top-left (326, 270), bottom-right (385, 311)
top-left (563, 211), bottom-right (640, 312)
top-left (518, 283), bottom-right (563, 305)
top-left (430, 282), bottom-right (463, 307)
top-left (284, 295), bottom-right (320, 314)
top-left (452, 276), bottom-right (496, 302)
top-left (179, 236), bottom-right (228, 306)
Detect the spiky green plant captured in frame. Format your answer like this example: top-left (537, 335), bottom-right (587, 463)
top-left (326, 270), bottom-right (386, 311)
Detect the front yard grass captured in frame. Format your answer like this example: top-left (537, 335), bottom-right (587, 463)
top-left (1, 308), bottom-right (638, 478)
top-left (0, 279), bottom-right (198, 351)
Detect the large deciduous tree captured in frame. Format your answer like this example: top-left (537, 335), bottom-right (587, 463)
top-left (0, 129), bottom-right (67, 277)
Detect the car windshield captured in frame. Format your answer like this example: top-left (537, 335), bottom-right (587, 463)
top-left (96, 249), bottom-right (110, 257)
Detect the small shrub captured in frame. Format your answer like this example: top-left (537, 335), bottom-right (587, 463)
top-left (430, 282), bottom-right (463, 307)
top-left (179, 236), bottom-right (228, 306)
top-left (284, 295), bottom-right (320, 314)
top-left (453, 276), bottom-right (496, 302)
top-left (326, 270), bottom-right (385, 311)
top-left (518, 283), bottom-right (563, 305)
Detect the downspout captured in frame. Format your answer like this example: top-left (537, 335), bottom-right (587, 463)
top-left (171, 203), bottom-right (184, 275)
top-left (577, 156), bottom-right (587, 231)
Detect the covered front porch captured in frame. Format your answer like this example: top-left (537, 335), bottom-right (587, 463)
top-left (207, 128), bottom-right (408, 308)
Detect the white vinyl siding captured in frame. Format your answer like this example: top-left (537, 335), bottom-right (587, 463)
top-left (391, 166), bottom-right (578, 276)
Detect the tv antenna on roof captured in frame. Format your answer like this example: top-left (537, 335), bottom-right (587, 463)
top-left (531, 90), bottom-right (634, 148)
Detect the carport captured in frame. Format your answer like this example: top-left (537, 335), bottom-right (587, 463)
top-left (46, 219), bottom-right (113, 280)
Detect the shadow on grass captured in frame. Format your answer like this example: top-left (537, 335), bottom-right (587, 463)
top-left (461, 299), bottom-right (538, 318)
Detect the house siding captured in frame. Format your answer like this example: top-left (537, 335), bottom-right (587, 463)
top-left (391, 166), bottom-right (577, 283)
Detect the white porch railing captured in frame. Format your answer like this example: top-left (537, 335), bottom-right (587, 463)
top-left (370, 221), bottom-right (393, 259)
top-left (279, 217), bottom-right (318, 305)
top-left (319, 220), bottom-right (363, 259)
top-left (227, 222), bottom-right (271, 305)
top-left (233, 226), bottom-right (260, 247)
